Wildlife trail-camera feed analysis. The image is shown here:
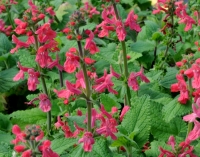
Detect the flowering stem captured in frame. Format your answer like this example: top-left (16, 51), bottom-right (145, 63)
top-left (40, 73), bottom-right (52, 135)
top-left (58, 70), bottom-right (64, 87)
top-left (186, 78), bottom-right (193, 137)
top-left (32, 29), bottom-right (52, 135)
top-left (113, 2), bottom-right (131, 106)
top-left (77, 35), bottom-right (92, 132)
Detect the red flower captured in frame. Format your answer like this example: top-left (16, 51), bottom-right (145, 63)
top-left (116, 20), bottom-right (126, 41)
top-left (10, 35), bottom-right (29, 53)
top-left (39, 140), bottom-right (59, 157)
top-left (22, 150), bottom-right (32, 157)
top-left (84, 30), bottom-right (99, 54)
top-left (93, 68), bottom-right (118, 94)
top-left (64, 48), bottom-right (80, 73)
top-left (125, 10), bottom-right (141, 32)
top-left (38, 94), bottom-right (52, 112)
top-left (35, 23), bottom-right (56, 43)
top-left (75, 70), bottom-right (86, 89)
top-left (78, 132), bottom-right (95, 152)
top-left (128, 68), bottom-right (150, 91)
top-left (120, 106), bottom-right (130, 121)
top-left (171, 74), bottom-right (189, 104)
top-left (27, 69), bottom-right (40, 91)
top-left (14, 19), bottom-right (27, 35)
top-left (14, 145), bottom-right (25, 153)
top-left (46, 7), bottom-right (55, 16)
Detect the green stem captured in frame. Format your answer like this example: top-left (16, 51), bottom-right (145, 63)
top-left (40, 74), bottom-right (51, 135)
top-left (58, 70), bottom-right (64, 87)
top-left (77, 35), bottom-right (92, 132)
top-left (126, 146), bottom-right (133, 157)
top-left (186, 78), bottom-right (193, 137)
top-left (32, 28), bottom-right (51, 135)
top-left (113, 2), bottom-right (131, 106)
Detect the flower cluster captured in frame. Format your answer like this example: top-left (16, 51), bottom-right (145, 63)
top-left (12, 125), bottom-right (59, 157)
top-left (171, 55), bottom-right (200, 104)
top-left (13, 62), bottom-right (40, 91)
top-left (54, 105), bottom-right (130, 152)
top-left (159, 136), bottom-right (197, 156)
top-left (153, 0), bottom-right (197, 32)
top-left (95, 5), bottom-right (141, 41)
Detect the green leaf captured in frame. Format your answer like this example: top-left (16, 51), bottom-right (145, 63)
top-left (68, 144), bottom-right (93, 157)
top-left (0, 131), bottom-right (13, 144)
top-left (0, 142), bottom-right (12, 157)
top-left (0, 67), bottom-right (23, 93)
top-left (0, 33), bottom-right (12, 53)
top-left (130, 40), bottom-right (155, 53)
top-left (9, 108), bottom-right (46, 125)
top-left (51, 138), bottom-right (77, 155)
top-left (92, 138), bottom-right (112, 157)
top-left (150, 101), bottom-right (187, 141)
top-left (100, 94), bottom-right (119, 112)
top-left (111, 135), bottom-right (139, 149)
top-left (80, 23), bottom-right (96, 32)
top-left (145, 141), bottom-right (171, 157)
top-left (67, 116), bottom-right (86, 131)
top-left (120, 95), bottom-right (151, 147)
top-left (162, 96), bottom-right (192, 122)
top-left (121, 0), bottom-right (133, 5)
top-left (127, 52), bottom-right (142, 63)
top-left (18, 49), bottom-right (36, 68)
top-left (144, 20), bottom-right (159, 38)
top-left (138, 83), bottom-right (171, 100)
top-left (160, 67), bottom-right (178, 88)
top-left (0, 113), bottom-right (12, 132)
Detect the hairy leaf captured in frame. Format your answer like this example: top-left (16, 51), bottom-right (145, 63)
top-left (92, 138), bottom-right (112, 157)
top-left (0, 113), bottom-right (12, 132)
top-left (0, 67), bottom-right (23, 93)
top-left (160, 67), bottom-right (178, 88)
top-left (100, 94), bottom-right (120, 112)
top-left (150, 101), bottom-right (187, 141)
top-left (0, 142), bottom-right (12, 157)
top-left (120, 95), bottom-right (151, 147)
top-left (18, 49), bottom-right (36, 68)
top-left (162, 96), bottom-right (192, 122)
top-left (51, 138), bottom-right (77, 155)
top-left (9, 108), bottom-right (46, 125)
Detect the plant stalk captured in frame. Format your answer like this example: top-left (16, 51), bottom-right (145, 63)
top-left (77, 35), bottom-right (92, 132)
top-left (32, 28), bottom-right (52, 135)
top-left (113, 2), bottom-right (131, 106)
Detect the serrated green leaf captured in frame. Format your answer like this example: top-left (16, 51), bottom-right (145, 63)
top-left (127, 52), bottom-right (142, 63)
top-left (130, 40), bottom-right (155, 53)
top-left (160, 67), bottom-right (178, 88)
top-left (0, 33), bottom-right (12, 53)
top-left (0, 131), bottom-right (13, 144)
top-left (67, 116), bottom-right (86, 131)
top-left (120, 95), bottom-right (151, 147)
top-left (9, 108), bottom-right (46, 125)
top-left (0, 142), bottom-right (12, 157)
top-left (0, 67), bottom-right (23, 93)
top-left (0, 113), bottom-right (12, 132)
top-left (100, 94), bottom-right (119, 112)
top-left (150, 101), bottom-right (187, 141)
top-left (121, 0), bottom-right (133, 5)
top-left (92, 138), bottom-right (112, 157)
top-left (68, 144), bottom-right (93, 157)
top-left (51, 138), bottom-right (77, 155)
top-left (144, 21), bottom-right (159, 38)
top-left (80, 23), bottom-right (96, 32)
top-left (162, 96), bottom-right (192, 122)
top-left (18, 49), bottom-right (36, 68)
top-left (145, 141), bottom-right (171, 157)
top-left (47, 71), bottom-right (59, 82)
